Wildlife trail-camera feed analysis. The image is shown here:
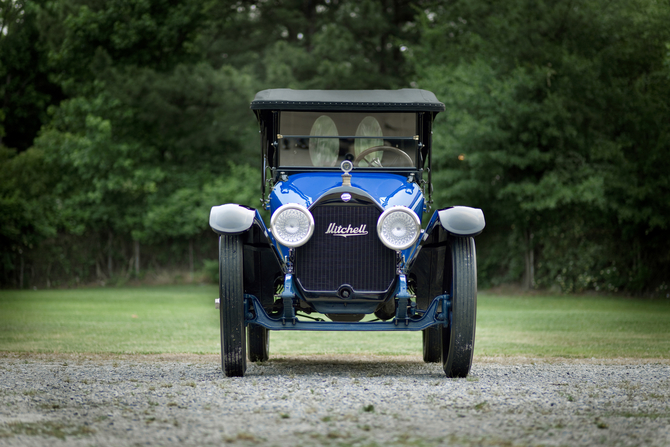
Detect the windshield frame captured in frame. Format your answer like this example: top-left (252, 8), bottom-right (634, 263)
top-left (276, 111), bottom-right (421, 170)
top-left (252, 90), bottom-right (442, 207)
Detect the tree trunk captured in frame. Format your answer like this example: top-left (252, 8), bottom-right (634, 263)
top-left (107, 231), bottom-right (113, 278)
top-left (134, 239), bottom-right (140, 277)
top-left (19, 249), bottom-right (24, 289)
top-left (189, 239), bottom-right (194, 280)
top-left (1, 74), bottom-right (11, 147)
top-left (523, 229), bottom-right (535, 290)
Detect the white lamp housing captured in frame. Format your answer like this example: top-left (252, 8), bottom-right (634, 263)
top-left (377, 206), bottom-right (421, 251)
top-left (271, 204), bottom-right (315, 248)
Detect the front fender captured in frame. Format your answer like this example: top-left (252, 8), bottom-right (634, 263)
top-left (209, 203), bottom-right (256, 235)
top-left (437, 206), bottom-right (485, 237)
top-left (402, 206), bottom-right (485, 273)
top-left (407, 206), bottom-right (484, 307)
top-left (210, 204), bottom-right (285, 309)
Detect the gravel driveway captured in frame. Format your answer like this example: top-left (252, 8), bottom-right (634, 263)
top-left (1, 353), bottom-right (668, 446)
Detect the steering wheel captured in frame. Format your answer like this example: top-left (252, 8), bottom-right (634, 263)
top-left (353, 146), bottom-right (413, 167)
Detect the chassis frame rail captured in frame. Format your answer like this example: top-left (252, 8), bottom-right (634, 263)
top-left (243, 294), bottom-right (451, 331)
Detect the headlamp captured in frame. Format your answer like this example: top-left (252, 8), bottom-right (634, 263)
top-left (271, 204), bottom-right (315, 248)
top-left (377, 206), bottom-right (421, 251)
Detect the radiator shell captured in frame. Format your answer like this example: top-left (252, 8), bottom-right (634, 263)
top-left (295, 202), bottom-right (396, 301)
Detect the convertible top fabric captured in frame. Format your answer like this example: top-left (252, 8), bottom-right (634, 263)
top-left (250, 89), bottom-right (445, 112)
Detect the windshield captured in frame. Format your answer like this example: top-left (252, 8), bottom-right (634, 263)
top-left (278, 112), bottom-right (418, 168)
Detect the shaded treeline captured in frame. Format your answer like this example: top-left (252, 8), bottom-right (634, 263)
top-left (1, 0), bottom-right (669, 294)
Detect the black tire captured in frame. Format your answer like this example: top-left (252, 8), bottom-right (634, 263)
top-left (219, 234), bottom-right (247, 377)
top-left (422, 326), bottom-right (442, 363)
top-left (247, 325), bottom-right (269, 362)
top-left (442, 237), bottom-right (477, 378)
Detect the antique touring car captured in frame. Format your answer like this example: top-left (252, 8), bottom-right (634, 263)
top-left (209, 89), bottom-right (485, 377)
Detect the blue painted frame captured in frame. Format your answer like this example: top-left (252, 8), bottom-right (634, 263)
top-left (244, 293), bottom-right (451, 332)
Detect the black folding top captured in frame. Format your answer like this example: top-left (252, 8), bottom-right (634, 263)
top-left (251, 88), bottom-right (445, 112)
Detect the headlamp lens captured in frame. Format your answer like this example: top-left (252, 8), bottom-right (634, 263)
top-left (377, 207), bottom-right (421, 250)
top-left (271, 204), bottom-right (315, 247)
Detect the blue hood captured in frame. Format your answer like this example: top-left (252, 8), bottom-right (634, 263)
top-left (269, 172), bottom-right (425, 218)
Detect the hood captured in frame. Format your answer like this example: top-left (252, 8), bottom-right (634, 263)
top-left (268, 172), bottom-right (425, 218)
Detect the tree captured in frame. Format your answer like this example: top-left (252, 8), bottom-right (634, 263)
top-left (22, 0), bottom-right (259, 282)
top-left (415, 0), bottom-right (670, 293)
top-left (0, 0), bottom-right (62, 151)
top-left (0, 146), bottom-right (60, 287)
top-left (203, 0), bottom-right (428, 90)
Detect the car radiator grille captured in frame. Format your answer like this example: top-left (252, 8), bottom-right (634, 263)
top-left (295, 204), bottom-right (396, 293)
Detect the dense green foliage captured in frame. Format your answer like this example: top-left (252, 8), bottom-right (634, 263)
top-left (417, 0), bottom-right (670, 294)
top-left (1, 286), bottom-right (669, 357)
top-left (1, 0), bottom-right (668, 294)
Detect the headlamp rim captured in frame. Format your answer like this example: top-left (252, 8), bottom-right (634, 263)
top-left (270, 203), bottom-right (315, 248)
top-left (376, 206), bottom-right (421, 251)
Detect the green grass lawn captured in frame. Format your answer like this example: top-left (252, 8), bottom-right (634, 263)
top-left (0, 285), bottom-right (668, 358)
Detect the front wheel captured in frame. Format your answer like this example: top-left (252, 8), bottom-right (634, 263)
top-left (442, 237), bottom-right (477, 378)
top-left (219, 234), bottom-right (247, 377)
